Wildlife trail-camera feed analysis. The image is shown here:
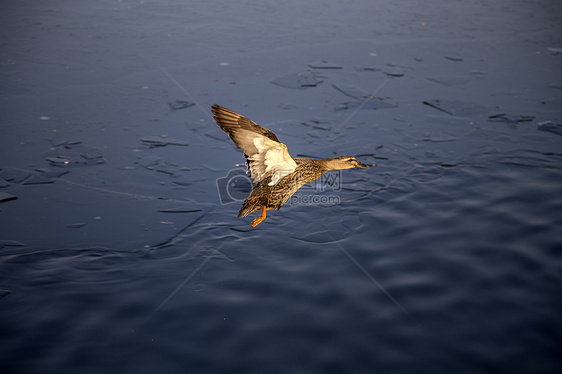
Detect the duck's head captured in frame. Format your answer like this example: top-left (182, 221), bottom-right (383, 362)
top-left (324, 156), bottom-right (371, 170)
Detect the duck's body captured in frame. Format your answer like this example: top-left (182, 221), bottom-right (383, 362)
top-left (212, 104), bottom-right (370, 227)
top-left (238, 157), bottom-right (328, 217)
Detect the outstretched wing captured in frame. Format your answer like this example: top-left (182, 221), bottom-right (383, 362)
top-left (212, 104), bottom-right (297, 185)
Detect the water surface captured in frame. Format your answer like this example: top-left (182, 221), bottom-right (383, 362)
top-left (1, 1), bottom-right (561, 373)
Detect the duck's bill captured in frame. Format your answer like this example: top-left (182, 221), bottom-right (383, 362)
top-left (356, 161), bottom-right (371, 169)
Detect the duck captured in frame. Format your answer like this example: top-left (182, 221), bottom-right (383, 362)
top-left (212, 104), bottom-right (370, 227)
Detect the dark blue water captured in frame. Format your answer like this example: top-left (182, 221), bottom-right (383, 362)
top-left (1, 1), bottom-right (561, 373)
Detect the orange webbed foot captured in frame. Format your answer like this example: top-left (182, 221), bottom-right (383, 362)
top-left (251, 206), bottom-right (267, 227)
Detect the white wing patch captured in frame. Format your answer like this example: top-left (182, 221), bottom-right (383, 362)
top-left (249, 136), bottom-right (297, 185)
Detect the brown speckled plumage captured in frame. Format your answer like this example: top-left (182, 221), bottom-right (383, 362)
top-left (238, 158), bottom-right (328, 217)
top-left (212, 104), bottom-right (370, 227)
